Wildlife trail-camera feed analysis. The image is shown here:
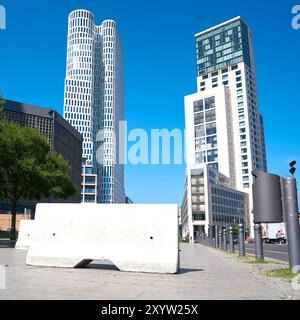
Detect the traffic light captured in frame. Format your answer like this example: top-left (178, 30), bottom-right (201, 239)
top-left (290, 160), bottom-right (296, 176)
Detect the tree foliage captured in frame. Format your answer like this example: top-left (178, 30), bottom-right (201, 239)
top-left (0, 110), bottom-right (76, 240)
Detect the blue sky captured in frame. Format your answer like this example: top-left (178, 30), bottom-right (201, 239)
top-left (0, 0), bottom-right (299, 204)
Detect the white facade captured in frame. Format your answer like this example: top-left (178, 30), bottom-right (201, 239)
top-left (63, 10), bottom-right (125, 203)
top-left (184, 86), bottom-right (235, 185)
top-left (182, 17), bottom-right (267, 238)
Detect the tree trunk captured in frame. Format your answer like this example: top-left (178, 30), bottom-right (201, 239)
top-left (10, 197), bottom-right (17, 241)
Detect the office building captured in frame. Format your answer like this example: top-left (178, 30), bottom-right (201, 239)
top-left (63, 9), bottom-right (125, 203)
top-left (182, 17), bottom-right (267, 239)
top-left (181, 165), bottom-right (248, 240)
top-left (1, 100), bottom-right (82, 212)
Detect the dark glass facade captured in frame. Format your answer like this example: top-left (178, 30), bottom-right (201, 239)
top-left (196, 18), bottom-right (251, 76)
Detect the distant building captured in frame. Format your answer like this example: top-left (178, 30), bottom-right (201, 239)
top-left (181, 164), bottom-right (248, 241)
top-left (1, 100), bottom-right (82, 212)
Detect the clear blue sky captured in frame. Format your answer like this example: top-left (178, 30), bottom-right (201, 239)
top-left (0, 0), bottom-right (299, 204)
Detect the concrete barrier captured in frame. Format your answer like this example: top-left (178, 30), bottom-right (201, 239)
top-left (26, 203), bottom-right (179, 274)
top-left (15, 220), bottom-right (35, 250)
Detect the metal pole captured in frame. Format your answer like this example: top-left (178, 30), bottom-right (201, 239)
top-left (211, 226), bottom-right (215, 247)
top-left (229, 226), bottom-right (234, 253)
top-left (218, 230), bottom-right (222, 249)
top-left (215, 225), bottom-right (219, 248)
top-left (282, 177), bottom-right (300, 273)
top-left (238, 223), bottom-right (245, 256)
top-left (222, 226), bottom-right (228, 251)
top-left (254, 223), bottom-right (264, 260)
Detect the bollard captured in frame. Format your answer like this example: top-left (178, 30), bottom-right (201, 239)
top-left (218, 230), bottom-right (222, 249)
top-left (229, 226), bottom-right (234, 253)
top-left (282, 177), bottom-right (300, 273)
top-left (215, 225), bottom-right (219, 248)
top-left (254, 223), bottom-right (264, 260)
top-left (238, 224), bottom-right (245, 257)
top-left (222, 227), bottom-right (228, 251)
top-left (211, 226), bottom-right (215, 247)
top-left (210, 227), bottom-right (213, 247)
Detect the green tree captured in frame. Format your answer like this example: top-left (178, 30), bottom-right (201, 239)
top-left (0, 119), bottom-right (76, 240)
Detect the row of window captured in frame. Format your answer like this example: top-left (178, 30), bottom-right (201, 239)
top-left (199, 69), bottom-right (242, 91)
top-left (212, 214), bottom-right (245, 224)
top-left (211, 195), bottom-right (244, 208)
top-left (201, 64), bottom-right (239, 80)
top-left (211, 186), bottom-right (244, 201)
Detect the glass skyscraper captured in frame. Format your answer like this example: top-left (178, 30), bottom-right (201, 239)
top-left (196, 18), bottom-right (251, 76)
top-left (63, 9), bottom-right (125, 203)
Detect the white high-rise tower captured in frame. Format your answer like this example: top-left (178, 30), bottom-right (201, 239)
top-left (63, 9), bottom-right (125, 203)
top-left (182, 17), bottom-right (267, 239)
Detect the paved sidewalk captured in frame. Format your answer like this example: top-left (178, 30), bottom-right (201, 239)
top-left (0, 243), bottom-right (299, 300)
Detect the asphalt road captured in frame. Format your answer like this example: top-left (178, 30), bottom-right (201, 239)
top-left (245, 243), bottom-right (289, 262)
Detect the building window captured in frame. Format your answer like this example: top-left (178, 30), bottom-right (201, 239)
top-left (205, 109), bottom-right (216, 122)
top-left (195, 125), bottom-right (205, 138)
top-left (209, 162), bottom-right (219, 170)
top-left (206, 123), bottom-right (217, 135)
top-left (194, 100), bottom-right (204, 113)
top-left (207, 149), bottom-right (218, 162)
top-left (206, 135), bottom-right (217, 149)
top-left (194, 112), bottom-right (204, 125)
top-left (193, 213), bottom-right (206, 221)
top-left (204, 97), bottom-right (215, 110)
top-left (196, 151), bottom-right (206, 163)
top-left (222, 68), bottom-right (228, 74)
top-left (195, 137), bottom-right (206, 151)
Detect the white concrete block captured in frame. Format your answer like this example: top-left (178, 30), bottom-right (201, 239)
top-left (26, 203), bottom-right (179, 274)
top-left (15, 220), bottom-right (35, 250)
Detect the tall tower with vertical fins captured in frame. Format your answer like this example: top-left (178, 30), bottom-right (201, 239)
top-left (64, 9), bottom-right (125, 203)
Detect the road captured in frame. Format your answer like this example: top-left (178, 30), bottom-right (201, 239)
top-left (245, 243), bottom-right (289, 262)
